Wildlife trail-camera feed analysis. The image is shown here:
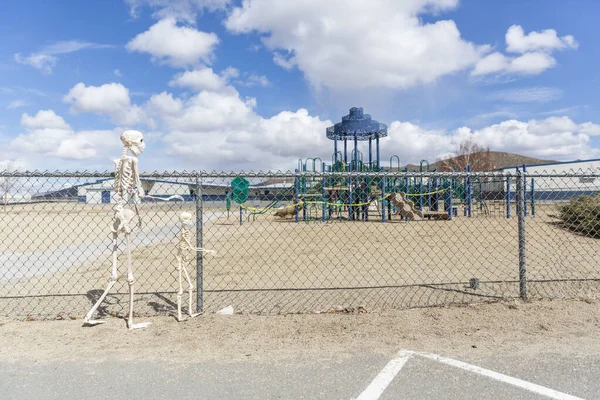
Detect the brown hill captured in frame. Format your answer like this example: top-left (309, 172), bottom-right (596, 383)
top-left (400, 152), bottom-right (556, 171)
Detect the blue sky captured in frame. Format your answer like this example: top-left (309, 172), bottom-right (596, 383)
top-left (1, 0), bottom-right (599, 171)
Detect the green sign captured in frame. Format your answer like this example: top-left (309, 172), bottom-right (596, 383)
top-left (231, 176), bottom-right (250, 204)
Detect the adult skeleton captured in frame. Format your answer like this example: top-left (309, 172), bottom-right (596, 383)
top-left (83, 130), bottom-right (181, 329)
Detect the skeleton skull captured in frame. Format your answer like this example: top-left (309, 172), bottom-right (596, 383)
top-left (121, 130), bottom-right (145, 156)
top-left (180, 211), bottom-right (194, 228)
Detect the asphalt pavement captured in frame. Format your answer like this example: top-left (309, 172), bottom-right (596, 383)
top-left (1, 350), bottom-right (597, 399)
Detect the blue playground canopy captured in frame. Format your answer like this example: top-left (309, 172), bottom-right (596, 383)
top-left (326, 107), bottom-right (388, 169)
top-left (326, 107), bottom-right (387, 141)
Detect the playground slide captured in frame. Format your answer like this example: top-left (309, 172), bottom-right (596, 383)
top-left (389, 192), bottom-right (424, 221)
top-left (250, 198), bottom-right (281, 216)
top-left (273, 201), bottom-right (304, 218)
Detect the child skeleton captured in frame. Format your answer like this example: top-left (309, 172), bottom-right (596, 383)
top-left (175, 212), bottom-right (213, 321)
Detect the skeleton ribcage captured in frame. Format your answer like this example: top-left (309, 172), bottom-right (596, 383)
top-left (179, 229), bottom-right (193, 258)
top-left (114, 158), bottom-right (134, 200)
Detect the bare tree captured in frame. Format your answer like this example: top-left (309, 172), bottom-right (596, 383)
top-left (437, 138), bottom-right (494, 172)
top-left (0, 160), bottom-right (20, 205)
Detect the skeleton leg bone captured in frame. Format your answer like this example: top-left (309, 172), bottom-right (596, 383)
top-left (83, 232), bottom-right (119, 326)
top-left (125, 233), bottom-right (151, 330)
top-left (176, 254), bottom-right (184, 322)
top-left (182, 264), bottom-right (201, 319)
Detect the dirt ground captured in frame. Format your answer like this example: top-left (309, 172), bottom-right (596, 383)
top-left (0, 299), bottom-right (598, 365)
top-left (1, 202), bottom-right (599, 318)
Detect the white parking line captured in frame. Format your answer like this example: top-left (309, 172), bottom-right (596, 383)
top-left (355, 350), bottom-right (413, 400)
top-left (355, 350), bottom-right (585, 400)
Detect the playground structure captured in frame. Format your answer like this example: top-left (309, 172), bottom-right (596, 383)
top-left (232, 107), bottom-right (539, 224)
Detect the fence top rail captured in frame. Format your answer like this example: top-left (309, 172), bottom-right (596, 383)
top-left (1, 170), bottom-right (600, 179)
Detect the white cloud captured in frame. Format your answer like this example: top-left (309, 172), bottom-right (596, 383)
top-left (147, 92), bottom-right (184, 115)
top-left (509, 52), bottom-right (556, 75)
top-left (579, 122), bottom-right (600, 137)
top-left (6, 99), bottom-right (600, 170)
top-left (343, 116), bottom-right (600, 166)
top-left (169, 67), bottom-right (230, 92)
top-left (471, 52), bottom-right (507, 76)
top-left (9, 110), bottom-right (120, 160)
top-left (473, 25), bottom-right (576, 77)
top-left (113, 69), bottom-right (122, 77)
top-left (145, 65), bottom-right (599, 170)
top-left (225, 0), bottom-right (488, 90)
top-left (7, 100), bottom-right (27, 110)
top-left (237, 74), bottom-right (270, 87)
top-left (14, 41), bottom-right (112, 74)
top-left (21, 110), bottom-right (70, 131)
top-left (473, 51), bottom-right (557, 76)
top-left (506, 25), bottom-right (578, 54)
top-left (14, 54), bottom-right (58, 75)
top-left (63, 82), bottom-right (146, 126)
top-left (151, 69), bottom-right (331, 169)
top-left (126, 0), bottom-right (231, 23)
top-left (126, 18), bottom-right (219, 67)
top-left (169, 67), bottom-right (270, 92)
top-left (165, 90), bottom-right (258, 132)
top-left (488, 87), bottom-right (563, 103)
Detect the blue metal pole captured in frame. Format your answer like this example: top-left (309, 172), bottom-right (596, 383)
top-left (467, 165), bottom-right (472, 217)
top-left (522, 164), bottom-right (527, 217)
top-left (334, 138), bottom-right (338, 163)
top-left (302, 164), bottom-right (307, 221)
top-left (369, 138), bottom-right (372, 170)
top-left (531, 178), bottom-right (535, 217)
top-left (479, 178), bottom-right (484, 211)
top-left (382, 175), bottom-right (386, 222)
top-left (354, 135), bottom-right (358, 170)
top-left (427, 180), bottom-right (431, 210)
top-left (295, 168), bottom-right (299, 223)
top-left (449, 179), bottom-right (453, 221)
top-left (328, 165), bottom-right (333, 219)
top-left (506, 175), bottom-right (511, 218)
top-left (419, 181), bottom-right (423, 211)
top-left (376, 136), bottom-right (380, 169)
top-left (321, 162), bottom-right (326, 222)
top-left (516, 168), bottom-right (521, 217)
top-left (433, 173), bottom-right (439, 211)
top-left (405, 168), bottom-right (409, 222)
top-left (444, 180), bottom-right (453, 220)
top-left (348, 177), bottom-right (353, 221)
top-left (344, 139), bottom-right (348, 165)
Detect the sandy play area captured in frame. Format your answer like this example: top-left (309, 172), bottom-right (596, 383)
top-left (1, 201), bottom-right (599, 319)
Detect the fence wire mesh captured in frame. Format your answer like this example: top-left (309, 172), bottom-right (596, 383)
top-left (0, 170), bottom-right (598, 320)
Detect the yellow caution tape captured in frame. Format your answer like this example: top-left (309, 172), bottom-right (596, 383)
top-left (404, 188), bottom-right (447, 197)
top-left (238, 189), bottom-right (449, 212)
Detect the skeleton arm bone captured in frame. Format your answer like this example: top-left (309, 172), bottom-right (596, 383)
top-left (183, 233), bottom-right (215, 254)
top-left (141, 194), bottom-right (185, 202)
top-left (131, 157), bottom-right (144, 199)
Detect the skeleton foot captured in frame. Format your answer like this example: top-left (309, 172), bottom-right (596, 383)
top-left (83, 319), bottom-right (107, 326)
top-left (175, 312), bottom-right (201, 322)
top-left (128, 321), bottom-right (152, 330)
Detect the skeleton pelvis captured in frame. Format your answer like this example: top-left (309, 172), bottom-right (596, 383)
top-left (112, 206), bottom-right (137, 233)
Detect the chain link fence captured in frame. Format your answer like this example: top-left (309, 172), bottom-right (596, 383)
top-left (0, 170), bottom-right (598, 320)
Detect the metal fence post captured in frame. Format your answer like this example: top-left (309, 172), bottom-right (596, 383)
top-left (295, 169), bottom-right (299, 223)
top-left (516, 169), bottom-right (527, 299)
top-left (195, 174), bottom-right (204, 313)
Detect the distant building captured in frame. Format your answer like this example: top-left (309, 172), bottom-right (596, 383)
top-left (495, 158), bottom-right (600, 200)
top-left (74, 178), bottom-right (294, 204)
